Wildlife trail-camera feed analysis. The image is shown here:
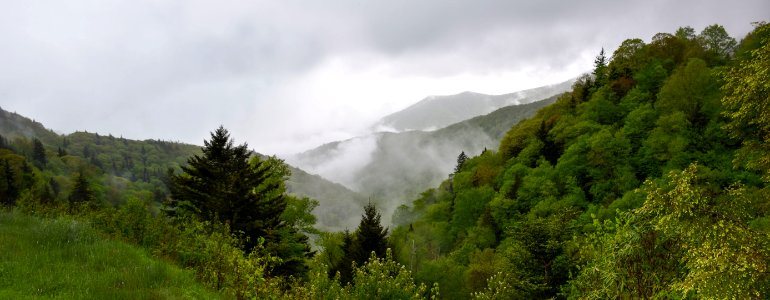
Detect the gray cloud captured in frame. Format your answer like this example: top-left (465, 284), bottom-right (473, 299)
top-left (0, 0), bottom-right (767, 154)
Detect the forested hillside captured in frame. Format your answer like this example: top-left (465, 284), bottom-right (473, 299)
top-left (384, 23), bottom-right (770, 298)
top-left (0, 109), bottom-right (366, 230)
top-left (2, 22), bottom-right (769, 299)
top-left (291, 95), bottom-right (558, 223)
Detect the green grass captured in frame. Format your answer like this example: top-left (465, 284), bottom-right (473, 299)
top-left (0, 210), bottom-right (223, 299)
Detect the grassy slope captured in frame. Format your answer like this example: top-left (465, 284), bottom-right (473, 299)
top-left (0, 210), bottom-right (221, 300)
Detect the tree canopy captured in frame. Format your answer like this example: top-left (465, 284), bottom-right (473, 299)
top-left (168, 126), bottom-right (310, 277)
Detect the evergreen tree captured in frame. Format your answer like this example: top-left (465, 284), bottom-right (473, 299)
top-left (333, 230), bottom-right (358, 284)
top-left (32, 138), bottom-right (47, 167)
top-left (593, 48), bottom-right (609, 86)
top-left (0, 134), bottom-right (8, 149)
top-left (168, 126), bottom-right (310, 277)
top-left (329, 203), bottom-right (389, 284)
top-left (0, 160), bottom-right (17, 206)
top-left (68, 172), bottom-right (95, 211)
top-left (355, 202), bottom-right (389, 262)
top-left (455, 151), bottom-right (468, 173)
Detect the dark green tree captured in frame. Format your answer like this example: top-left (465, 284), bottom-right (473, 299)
top-left (32, 138), bottom-right (47, 167)
top-left (332, 230), bottom-right (359, 284)
top-left (0, 160), bottom-right (18, 206)
top-left (168, 126), bottom-right (310, 277)
top-left (455, 151), bottom-right (468, 173)
top-left (329, 202), bottom-right (390, 283)
top-left (698, 24), bottom-right (737, 63)
top-left (0, 134), bottom-right (8, 149)
top-left (593, 48), bottom-right (609, 87)
top-left (68, 172), bottom-right (95, 211)
top-left (356, 202), bottom-right (389, 263)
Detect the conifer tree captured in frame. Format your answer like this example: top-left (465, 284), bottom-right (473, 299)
top-left (0, 134), bottom-right (8, 149)
top-left (593, 48), bottom-right (609, 87)
top-left (329, 203), bottom-right (389, 284)
top-left (168, 126), bottom-right (311, 277)
top-left (355, 202), bottom-right (389, 262)
top-left (455, 151), bottom-right (468, 173)
top-left (334, 230), bottom-right (358, 284)
top-left (0, 160), bottom-right (17, 206)
top-left (68, 172), bottom-right (95, 211)
top-left (32, 138), bottom-right (47, 167)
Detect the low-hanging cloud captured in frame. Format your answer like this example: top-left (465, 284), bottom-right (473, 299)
top-left (0, 0), bottom-right (767, 155)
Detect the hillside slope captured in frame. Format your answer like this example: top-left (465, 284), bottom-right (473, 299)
top-left (384, 24), bottom-right (770, 299)
top-left (0, 107), bottom-right (365, 230)
top-left (0, 210), bottom-right (220, 299)
top-left (290, 95), bottom-right (559, 221)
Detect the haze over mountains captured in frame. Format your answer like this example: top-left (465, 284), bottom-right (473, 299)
top-left (0, 107), bottom-right (366, 231)
top-left (376, 79), bottom-right (574, 132)
top-left (0, 79), bottom-right (571, 229)
top-left (287, 81), bottom-right (572, 221)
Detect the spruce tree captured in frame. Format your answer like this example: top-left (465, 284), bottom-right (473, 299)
top-left (333, 230), bottom-right (358, 284)
top-left (168, 126), bottom-right (310, 277)
top-left (68, 172), bottom-right (94, 211)
top-left (355, 202), bottom-right (389, 262)
top-left (328, 203), bottom-right (389, 283)
top-left (593, 48), bottom-right (608, 87)
top-left (0, 134), bottom-right (8, 149)
top-left (455, 151), bottom-right (468, 173)
top-left (32, 138), bottom-right (47, 167)
top-left (0, 160), bottom-right (17, 206)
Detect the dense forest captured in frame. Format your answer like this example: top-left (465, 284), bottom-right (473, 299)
top-left (1, 22), bottom-right (769, 299)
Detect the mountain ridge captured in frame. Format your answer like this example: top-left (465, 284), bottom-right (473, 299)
top-left (375, 79), bottom-right (574, 132)
top-left (289, 93), bottom-right (561, 222)
top-left (0, 106), bottom-right (366, 230)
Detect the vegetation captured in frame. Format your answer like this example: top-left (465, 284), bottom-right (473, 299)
top-left (1, 21), bottom-right (769, 299)
top-left (167, 126), bottom-right (313, 278)
top-left (0, 210), bottom-right (221, 299)
top-left (388, 22), bottom-right (770, 299)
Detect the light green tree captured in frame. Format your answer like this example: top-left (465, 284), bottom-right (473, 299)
top-left (722, 23), bottom-right (770, 180)
top-left (638, 164), bottom-right (769, 298)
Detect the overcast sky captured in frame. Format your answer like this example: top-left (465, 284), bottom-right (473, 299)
top-left (1, 0), bottom-right (768, 155)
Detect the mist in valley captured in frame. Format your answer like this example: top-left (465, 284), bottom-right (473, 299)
top-left (286, 87), bottom-right (566, 226)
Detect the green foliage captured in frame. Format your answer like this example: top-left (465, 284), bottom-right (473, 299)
top-left (698, 24), bottom-right (738, 64)
top-left (593, 48), bottom-right (609, 87)
top-left (455, 151), bottom-right (468, 173)
top-left (638, 164), bottom-right (769, 298)
top-left (81, 197), bottom-right (287, 299)
top-left (300, 249), bottom-right (438, 300)
top-left (391, 23), bottom-right (770, 300)
top-left (3, 22), bottom-right (769, 299)
top-left (722, 22), bottom-right (770, 180)
top-left (68, 172), bottom-right (98, 212)
top-left (656, 58), bottom-right (721, 124)
top-left (568, 214), bottom-right (683, 299)
top-left (0, 210), bottom-right (221, 299)
top-left (451, 186), bottom-right (495, 233)
top-left (347, 250), bottom-right (435, 299)
top-left (329, 202), bottom-right (390, 284)
top-left (168, 126), bottom-right (311, 277)
top-left (283, 195), bottom-right (321, 235)
top-left (356, 202), bottom-right (389, 261)
top-left (31, 138), bottom-right (47, 168)
top-left (609, 38), bottom-right (647, 80)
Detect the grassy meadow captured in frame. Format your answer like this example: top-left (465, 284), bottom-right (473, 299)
top-left (0, 210), bottom-right (222, 299)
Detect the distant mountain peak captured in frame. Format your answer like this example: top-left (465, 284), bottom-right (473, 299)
top-left (375, 78), bottom-right (574, 133)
